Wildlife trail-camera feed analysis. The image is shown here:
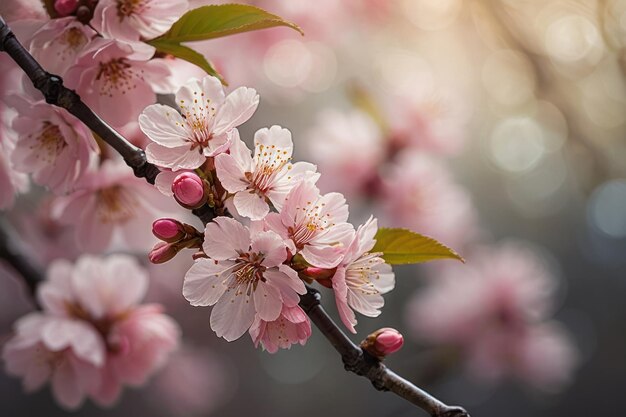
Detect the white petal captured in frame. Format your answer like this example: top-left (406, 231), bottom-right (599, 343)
top-left (145, 142), bottom-right (206, 170)
top-left (138, 104), bottom-right (189, 147)
top-left (214, 153), bottom-right (248, 193)
top-left (233, 190), bottom-right (269, 221)
top-left (251, 231), bottom-right (287, 267)
top-left (182, 259), bottom-right (232, 306)
top-left (213, 87), bottom-right (259, 134)
top-left (210, 287), bottom-right (255, 341)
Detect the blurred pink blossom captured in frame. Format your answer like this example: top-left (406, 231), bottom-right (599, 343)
top-left (139, 76), bottom-right (259, 170)
top-left (92, 0), bottom-right (188, 44)
top-left (51, 160), bottom-right (177, 253)
top-left (0, 0), bottom-right (47, 22)
top-left (3, 254), bottom-right (180, 409)
top-left (407, 242), bottom-right (577, 390)
top-left (8, 95), bottom-right (99, 194)
top-left (183, 216), bottom-right (306, 341)
top-left (331, 216), bottom-right (395, 333)
top-left (263, 180), bottom-right (355, 268)
top-left (65, 38), bottom-right (172, 127)
top-left (215, 126), bottom-right (318, 220)
top-left (305, 109), bottom-right (384, 198)
top-left (250, 304), bottom-right (312, 353)
top-left (2, 313), bottom-right (102, 410)
top-left (381, 151), bottom-right (477, 249)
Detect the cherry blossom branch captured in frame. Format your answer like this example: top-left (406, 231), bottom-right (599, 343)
top-left (0, 16), bottom-right (159, 184)
top-left (299, 287), bottom-right (468, 417)
top-left (0, 16), bottom-right (468, 417)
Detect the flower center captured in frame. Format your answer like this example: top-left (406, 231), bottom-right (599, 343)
top-left (117, 0), bottom-right (148, 18)
top-left (62, 27), bottom-right (88, 49)
top-left (178, 92), bottom-right (217, 150)
top-left (96, 185), bottom-right (139, 224)
top-left (231, 252), bottom-right (266, 293)
top-left (248, 143), bottom-right (291, 193)
top-left (96, 58), bottom-right (142, 97)
top-left (29, 122), bottom-right (66, 164)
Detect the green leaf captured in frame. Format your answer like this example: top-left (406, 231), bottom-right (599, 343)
top-left (150, 4), bottom-right (304, 44)
top-left (149, 39), bottom-right (226, 85)
top-left (372, 228), bottom-right (464, 265)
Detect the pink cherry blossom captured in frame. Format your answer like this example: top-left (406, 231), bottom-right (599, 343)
top-left (381, 150), bottom-right (477, 250)
top-left (385, 88), bottom-right (468, 156)
top-left (249, 305), bottom-right (312, 353)
top-left (183, 216), bottom-right (306, 341)
top-left (65, 38), bottom-right (172, 127)
top-left (139, 76), bottom-right (259, 170)
top-left (29, 17), bottom-right (97, 77)
top-left (92, 0), bottom-right (189, 44)
top-left (51, 160), bottom-right (177, 253)
top-left (406, 242), bottom-right (577, 389)
top-left (8, 95), bottom-right (98, 194)
top-left (215, 126), bottom-right (319, 220)
top-left (305, 109), bottom-right (384, 197)
top-left (2, 313), bottom-right (102, 410)
top-left (264, 180), bottom-right (354, 268)
top-left (32, 254), bottom-right (179, 406)
top-left (331, 217), bottom-right (395, 333)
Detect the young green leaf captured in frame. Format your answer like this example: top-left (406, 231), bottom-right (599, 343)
top-left (150, 4), bottom-right (304, 44)
top-left (372, 228), bottom-right (464, 265)
top-left (148, 39), bottom-right (226, 85)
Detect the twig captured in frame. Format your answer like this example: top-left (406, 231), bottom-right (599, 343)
top-left (0, 16), bottom-right (469, 417)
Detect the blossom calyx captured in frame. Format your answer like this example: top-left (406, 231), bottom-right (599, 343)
top-left (360, 327), bottom-right (404, 359)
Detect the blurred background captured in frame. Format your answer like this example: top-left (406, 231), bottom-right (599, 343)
top-left (1, 0), bottom-right (626, 416)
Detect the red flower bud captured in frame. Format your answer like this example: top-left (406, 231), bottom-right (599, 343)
top-left (54, 0), bottom-right (79, 16)
top-left (361, 327), bottom-right (404, 359)
top-left (152, 218), bottom-right (184, 242)
top-left (149, 242), bottom-right (179, 264)
top-left (172, 172), bottom-right (206, 208)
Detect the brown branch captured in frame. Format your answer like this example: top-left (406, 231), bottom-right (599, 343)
top-left (0, 16), bottom-right (469, 417)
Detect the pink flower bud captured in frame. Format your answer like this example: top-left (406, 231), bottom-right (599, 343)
top-left (152, 218), bottom-right (184, 242)
top-left (172, 172), bottom-right (205, 208)
top-left (54, 0), bottom-right (79, 16)
top-left (374, 328), bottom-right (404, 355)
top-left (149, 242), bottom-right (179, 264)
top-left (361, 327), bottom-right (404, 359)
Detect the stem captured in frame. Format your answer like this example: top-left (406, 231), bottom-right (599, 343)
top-left (0, 16), bottom-right (469, 417)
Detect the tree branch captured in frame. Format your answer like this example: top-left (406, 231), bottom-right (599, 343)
top-left (0, 221), bottom-right (42, 302)
top-left (0, 16), bottom-right (469, 417)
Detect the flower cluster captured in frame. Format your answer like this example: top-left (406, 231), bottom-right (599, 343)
top-left (2, 255), bottom-right (180, 409)
top-left (140, 75), bottom-right (396, 349)
top-left (0, 0), bottom-right (195, 252)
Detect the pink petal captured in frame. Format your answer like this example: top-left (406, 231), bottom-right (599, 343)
top-left (233, 191), bottom-right (269, 221)
top-left (183, 259), bottom-right (232, 306)
top-left (202, 217), bottom-right (251, 260)
top-left (210, 287), bottom-right (255, 341)
top-left (251, 231), bottom-right (287, 267)
top-left (214, 153), bottom-right (248, 193)
top-left (213, 87), bottom-right (259, 135)
top-left (253, 281), bottom-right (282, 322)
